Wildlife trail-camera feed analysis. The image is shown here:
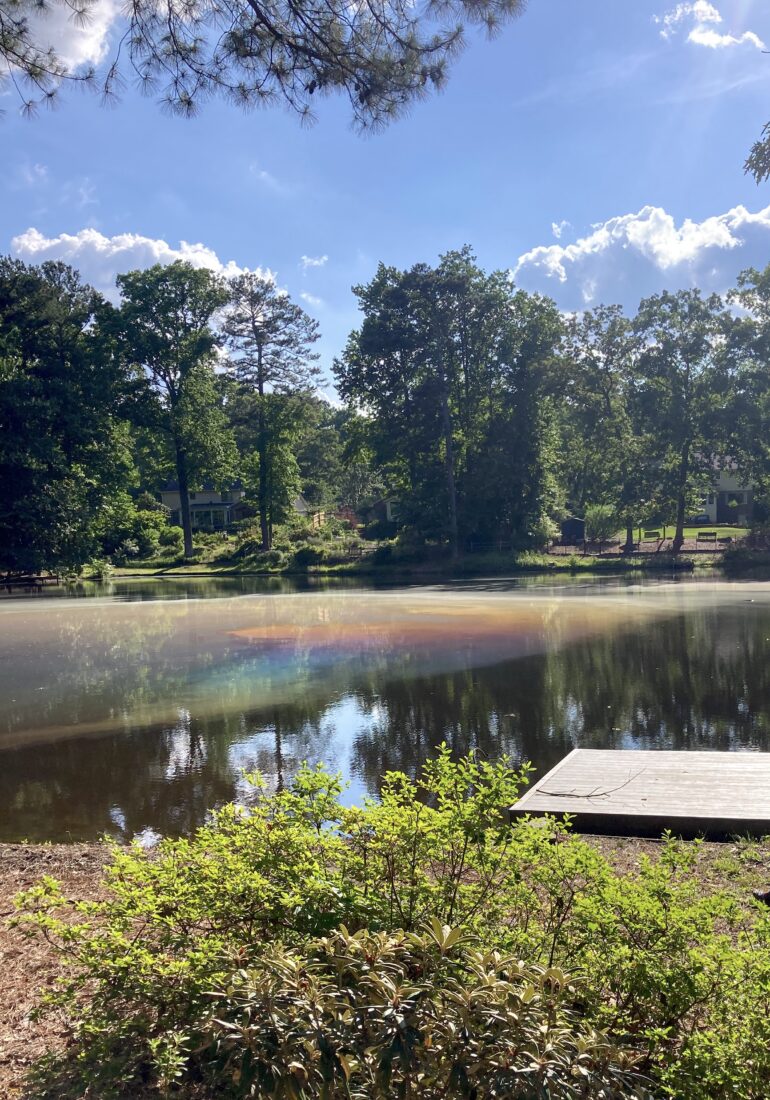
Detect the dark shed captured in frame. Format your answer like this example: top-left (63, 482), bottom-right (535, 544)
top-left (560, 516), bottom-right (585, 544)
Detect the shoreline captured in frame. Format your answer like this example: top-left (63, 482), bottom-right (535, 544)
top-left (109, 554), bottom-right (703, 580)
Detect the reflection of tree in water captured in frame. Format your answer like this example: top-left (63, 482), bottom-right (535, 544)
top-left (0, 604), bottom-right (200, 740)
top-left (0, 693), bottom-right (340, 842)
top-left (349, 606), bottom-right (770, 789)
top-left (2, 602), bottom-right (770, 841)
top-left (0, 710), bottom-right (237, 842)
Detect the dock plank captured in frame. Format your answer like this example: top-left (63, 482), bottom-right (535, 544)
top-left (511, 749), bottom-right (770, 838)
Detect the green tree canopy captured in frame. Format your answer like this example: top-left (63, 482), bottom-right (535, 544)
top-left (633, 289), bottom-right (730, 552)
top-left (724, 265), bottom-right (770, 512)
top-left (224, 273), bottom-right (319, 549)
top-left (108, 260), bottom-right (236, 557)
top-left (559, 304), bottom-right (660, 549)
top-left (0, 257), bottom-right (131, 573)
top-left (335, 247), bottom-right (563, 556)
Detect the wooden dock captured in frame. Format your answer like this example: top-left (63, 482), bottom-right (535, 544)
top-left (511, 749), bottom-right (770, 838)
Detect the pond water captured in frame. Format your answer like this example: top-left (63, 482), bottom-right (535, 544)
top-left (1, 575), bottom-right (770, 842)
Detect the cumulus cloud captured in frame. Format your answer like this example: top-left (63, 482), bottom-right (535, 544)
top-left (688, 25), bottom-right (765, 49)
top-left (513, 203), bottom-right (770, 311)
top-left (655, 2), bottom-right (720, 38)
top-left (10, 227), bottom-right (271, 298)
top-left (300, 254), bottom-right (328, 270)
top-left (655, 2), bottom-right (765, 49)
top-left (551, 220), bottom-right (571, 240)
top-left (26, 0), bottom-right (120, 70)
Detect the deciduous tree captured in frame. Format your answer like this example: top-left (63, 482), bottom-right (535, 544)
top-left (335, 248), bottom-right (562, 556)
top-left (0, 258), bottom-right (133, 573)
top-left (633, 289), bottom-right (730, 552)
top-left (110, 261), bottom-right (236, 557)
top-left (224, 273), bottom-right (319, 549)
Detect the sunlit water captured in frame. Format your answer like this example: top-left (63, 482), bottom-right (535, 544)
top-left (1, 574), bottom-right (770, 842)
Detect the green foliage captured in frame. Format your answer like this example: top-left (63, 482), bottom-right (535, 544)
top-left (12, 750), bottom-right (770, 1098)
top-left (633, 289), bottom-right (730, 550)
top-left (291, 544), bottom-right (328, 568)
top-left (225, 277), bottom-right (319, 550)
top-left (0, 258), bottom-right (133, 574)
top-left (95, 490), bottom-right (170, 563)
top-left (108, 261), bottom-right (236, 558)
top-left (335, 248), bottom-right (564, 557)
top-left (158, 524), bottom-right (184, 553)
top-left (584, 503), bottom-right (619, 544)
top-left (208, 924), bottom-right (646, 1099)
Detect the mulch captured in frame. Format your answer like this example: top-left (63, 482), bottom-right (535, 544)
top-left (0, 845), bottom-right (109, 1100)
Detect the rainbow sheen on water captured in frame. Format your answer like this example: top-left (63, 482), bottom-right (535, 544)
top-left (1, 576), bottom-right (770, 842)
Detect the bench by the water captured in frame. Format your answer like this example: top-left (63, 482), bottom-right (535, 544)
top-left (511, 749), bottom-right (770, 838)
top-left (697, 531), bottom-right (718, 544)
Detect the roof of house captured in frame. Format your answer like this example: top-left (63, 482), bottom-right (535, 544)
top-left (161, 480), bottom-right (243, 493)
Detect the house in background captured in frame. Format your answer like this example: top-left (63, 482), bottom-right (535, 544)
top-left (159, 481), bottom-right (246, 531)
top-left (293, 493), bottom-right (325, 529)
top-left (697, 468), bottom-right (754, 526)
top-left (365, 497), bottom-right (401, 525)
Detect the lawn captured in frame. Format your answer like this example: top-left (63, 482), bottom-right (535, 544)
top-left (619, 524), bottom-right (748, 541)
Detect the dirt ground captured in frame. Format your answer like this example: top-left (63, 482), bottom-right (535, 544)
top-left (2, 836), bottom-right (769, 1099)
top-left (0, 845), bottom-right (109, 1099)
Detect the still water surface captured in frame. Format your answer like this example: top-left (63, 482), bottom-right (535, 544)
top-left (1, 575), bottom-right (769, 842)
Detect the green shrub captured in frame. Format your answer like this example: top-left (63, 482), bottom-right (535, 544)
top-left (291, 543), bottom-right (327, 568)
top-left (257, 548), bottom-right (287, 569)
top-left (87, 558), bottom-right (114, 580)
top-left (585, 503), bottom-right (619, 545)
top-left (157, 525), bottom-right (184, 553)
top-left (193, 530), bottom-right (227, 550)
top-left (11, 749), bottom-right (770, 1098)
top-left (529, 514), bottom-right (560, 549)
top-left (207, 922), bottom-right (647, 1099)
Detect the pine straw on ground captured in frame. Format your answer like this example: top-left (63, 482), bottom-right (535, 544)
top-left (2, 836), bottom-right (769, 1099)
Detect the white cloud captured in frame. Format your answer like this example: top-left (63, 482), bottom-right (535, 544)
top-left (688, 25), bottom-right (765, 49)
top-left (300, 254), bottom-right (328, 270)
top-left (551, 220), bottom-right (570, 240)
top-left (300, 291), bottom-right (323, 307)
top-left (10, 227), bottom-right (272, 297)
top-left (655, 2), bottom-right (720, 38)
top-left (655, 2), bottom-right (765, 49)
top-left (26, 0), bottom-right (120, 70)
top-left (513, 203), bottom-right (770, 311)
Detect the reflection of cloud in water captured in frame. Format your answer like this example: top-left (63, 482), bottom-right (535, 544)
top-left (228, 696), bottom-right (376, 809)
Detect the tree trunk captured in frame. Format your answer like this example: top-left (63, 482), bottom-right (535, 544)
top-left (257, 397), bottom-right (271, 551)
top-left (256, 350), bottom-right (271, 551)
top-left (175, 447), bottom-right (194, 558)
top-left (622, 519), bottom-right (635, 554)
top-left (672, 443), bottom-right (690, 554)
top-left (439, 381), bottom-right (459, 560)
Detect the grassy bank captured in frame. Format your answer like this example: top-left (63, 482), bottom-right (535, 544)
top-left (112, 549), bottom-right (700, 581)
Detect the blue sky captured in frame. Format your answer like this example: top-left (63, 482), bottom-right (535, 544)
top-left (3, 0), bottom-right (770, 394)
